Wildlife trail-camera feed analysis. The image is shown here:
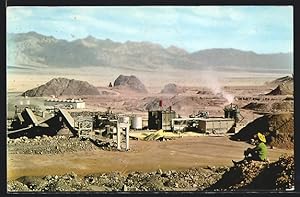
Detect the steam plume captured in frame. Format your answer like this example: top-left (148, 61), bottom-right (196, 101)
top-left (199, 70), bottom-right (234, 105)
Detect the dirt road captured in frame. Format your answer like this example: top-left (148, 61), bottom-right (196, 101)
top-left (7, 136), bottom-right (292, 180)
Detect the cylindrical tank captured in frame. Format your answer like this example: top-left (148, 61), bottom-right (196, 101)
top-left (131, 116), bottom-right (143, 129)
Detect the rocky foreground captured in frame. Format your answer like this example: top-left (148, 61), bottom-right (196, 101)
top-left (8, 167), bottom-right (226, 192)
top-left (206, 155), bottom-right (294, 191)
top-left (7, 134), bottom-right (294, 192)
top-left (7, 135), bottom-right (117, 154)
top-left (7, 156), bottom-right (294, 192)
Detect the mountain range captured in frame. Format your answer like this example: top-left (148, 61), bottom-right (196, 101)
top-left (7, 31), bottom-right (293, 73)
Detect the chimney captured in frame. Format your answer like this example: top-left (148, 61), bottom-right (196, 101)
top-left (159, 100), bottom-right (163, 107)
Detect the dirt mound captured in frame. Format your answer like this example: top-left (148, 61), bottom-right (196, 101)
top-left (160, 83), bottom-right (183, 94)
top-left (242, 102), bottom-right (268, 111)
top-left (206, 155), bottom-right (294, 191)
top-left (242, 101), bottom-right (294, 112)
top-left (266, 79), bottom-right (293, 95)
top-left (232, 113), bottom-right (294, 149)
top-left (113, 75), bottom-right (147, 93)
top-left (266, 76), bottom-right (293, 86)
top-left (22, 78), bottom-right (99, 97)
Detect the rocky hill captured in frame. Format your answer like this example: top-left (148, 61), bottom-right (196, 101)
top-left (22, 78), bottom-right (100, 97)
top-left (266, 80), bottom-right (293, 96)
top-left (160, 83), bottom-right (184, 94)
top-left (7, 32), bottom-right (293, 73)
top-left (266, 75), bottom-right (293, 86)
top-left (113, 75), bottom-right (147, 93)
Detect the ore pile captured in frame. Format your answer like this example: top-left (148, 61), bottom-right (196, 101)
top-left (160, 83), bottom-right (184, 94)
top-left (113, 75), bottom-right (148, 93)
top-left (22, 77), bottom-right (100, 97)
top-left (7, 167), bottom-right (227, 192)
top-left (206, 155), bottom-right (294, 191)
top-left (7, 135), bottom-right (117, 155)
top-left (265, 76), bottom-right (293, 86)
top-left (266, 79), bottom-right (293, 95)
top-left (231, 113), bottom-right (294, 149)
top-left (242, 101), bottom-right (293, 113)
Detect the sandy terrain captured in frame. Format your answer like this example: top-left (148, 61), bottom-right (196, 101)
top-left (7, 136), bottom-right (292, 181)
top-left (7, 68), bottom-right (286, 92)
top-left (7, 71), bottom-right (294, 190)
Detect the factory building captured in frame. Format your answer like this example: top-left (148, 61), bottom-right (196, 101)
top-left (44, 98), bottom-right (85, 109)
top-left (198, 118), bottom-right (235, 134)
top-left (148, 109), bottom-right (176, 131)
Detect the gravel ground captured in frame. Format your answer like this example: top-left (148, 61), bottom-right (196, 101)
top-left (7, 135), bottom-right (117, 155)
top-left (7, 167), bottom-right (227, 192)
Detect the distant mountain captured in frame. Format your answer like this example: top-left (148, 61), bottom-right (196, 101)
top-left (7, 31), bottom-right (293, 73)
top-left (190, 48), bottom-right (293, 72)
top-left (22, 77), bottom-right (100, 97)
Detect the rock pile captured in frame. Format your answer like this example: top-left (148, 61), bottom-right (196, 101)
top-left (242, 101), bottom-right (294, 113)
top-left (22, 77), bottom-right (100, 97)
top-left (113, 75), bottom-right (148, 93)
top-left (7, 167), bottom-right (227, 192)
top-left (160, 83), bottom-right (183, 94)
top-left (7, 156), bottom-right (294, 192)
top-left (266, 76), bottom-right (293, 96)
top-left (7, 135), bottom-right (117, 154)
top-left (206, 155), bottom-right (294, 191)
top-left (231, 113), bottom-right (294, 149)
top-left (266, 76), bottom-right (293, 86)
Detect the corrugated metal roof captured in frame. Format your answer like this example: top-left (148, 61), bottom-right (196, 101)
top-left (24, 108), bottom-right (39, 125)
top-left (59, 108), bottom-right (75, 127)
top-left (17, 113), bottom-right (24, 122)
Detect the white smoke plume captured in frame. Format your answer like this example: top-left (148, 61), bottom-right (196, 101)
top-left (199, 70), bottom-right (235, 105)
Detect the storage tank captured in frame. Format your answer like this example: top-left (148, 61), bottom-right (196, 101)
top-left (131, 116), bottom-right (143, 130)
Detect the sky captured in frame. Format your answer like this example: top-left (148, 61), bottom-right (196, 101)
top-left (7, 6), bottom-right (293, 53)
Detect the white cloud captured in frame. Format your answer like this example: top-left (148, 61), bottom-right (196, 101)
top-left (7, 7), bottom-right (33, 22)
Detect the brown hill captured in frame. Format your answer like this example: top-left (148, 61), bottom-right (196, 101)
top-left (22, 78), bottom-right (99, 97)
top-left (266, 75), bottom-right (293, 86)
top-left (266, 76), bottom-right (293, 95)
top-left (113, 75), bottom-right (147, 93)
top-left (242, 101), bottom-right (294, 113)
top-left (231, 113), bottom-right (294, 149)
top-left (266, 82), bottom-right (293, 95)
top-left (160, 83), bottom-right (184, 94)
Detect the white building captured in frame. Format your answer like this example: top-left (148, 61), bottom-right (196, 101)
top-left (44, 98), bottom-right (85, 109)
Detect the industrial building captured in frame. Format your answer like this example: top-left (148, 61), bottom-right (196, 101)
top-left (198, 118), bottom-right (235, 134)
top-left (148, 109), bottom-right (176, 130)
top-left (44, 98), bottom-right (85, 109)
